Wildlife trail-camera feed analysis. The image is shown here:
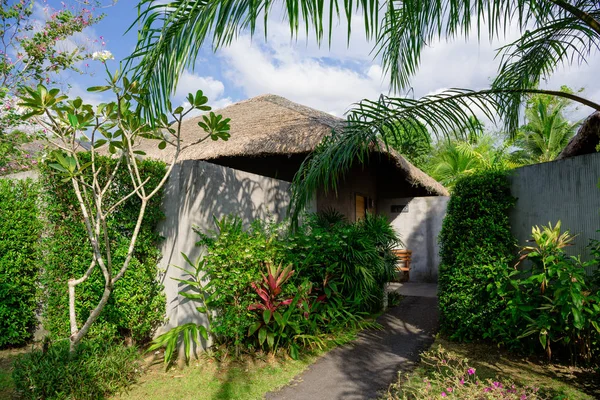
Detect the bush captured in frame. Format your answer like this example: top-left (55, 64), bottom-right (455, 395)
top-left (155, 211), bottom-right (399, 361)
top-left (499, 222), bottom-right (600, 364)
top-left (12, 340), bottom-right (140, 400)
top-left (438, 171), bottom-right (516, 341)
top-left (0, 178), bottom-right (42, 347)
top-left (39, 154), bottom-right (166, 344)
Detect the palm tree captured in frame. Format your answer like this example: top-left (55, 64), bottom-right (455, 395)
top-left (511, 92), bottom-right (579, 163)
top-left (128, 0), bottom-right (600, 215)
top-left (424, 129), bottom-right (520, 190)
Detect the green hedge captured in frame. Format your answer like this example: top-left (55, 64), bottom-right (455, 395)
top-left (0, 178), bottom-right (42, 347)
top-left (40, 155), bottom-right (166, 344)
top-left (438, 171), bottom-right (516, 341)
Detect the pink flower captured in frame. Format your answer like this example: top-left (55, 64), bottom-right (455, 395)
top-left (467, 368), bottom-right (475, 375)
top-left (459, 378), bottom-right (464, 385)
top-left (446, 387), bottom-right (452, 393)
top-left (521, 396), bottom-right (527, 400)
top-left (441, 392), bottom-right (447, 397)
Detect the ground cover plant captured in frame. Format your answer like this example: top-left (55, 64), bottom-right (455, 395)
top-left (0, 178), bottom-right (41, 348)
top-left (385, 338), bottom-right (599, 400)
top-left (12, 339), bottom-right (140, 400)
top-left (151, 211), bottom-right (398, 365)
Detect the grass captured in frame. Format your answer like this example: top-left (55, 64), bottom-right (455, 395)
top-left (115, 325), bottom-right (367, 400)
top-left (385, 337), bottom-right (600, 399)
top-left (114, 352), bottom-right (320, 400)
top-left (0, 347), bottom-right (29, 400)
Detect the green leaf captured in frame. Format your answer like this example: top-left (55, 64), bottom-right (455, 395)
top-left (158, 141), bottom-right (167, 150)
top-left (258, 327), bottom-right (267, 345)
top-left (87, 86), bottom-right (111, 92)
top-left (248, 322), bottom-right (262, 337)
top-left (289, 344), bottom-right (299, 360)
top-left (263, 309), bottom-right (272, 324)
top-left (266, 332), bottom-right (274, 349)
top-left (67, 113), bottom-right (78, 128)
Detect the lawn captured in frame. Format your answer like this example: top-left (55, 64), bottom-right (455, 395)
top-left (385, 337), bottom-right (600, 399)
top-left (113, 353), bottom-right (320, 400)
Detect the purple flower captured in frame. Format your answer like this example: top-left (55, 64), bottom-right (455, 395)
top-left (467, 368), bottom-right (475, 375)
top-left (493, 382), bottom-right (502, 388)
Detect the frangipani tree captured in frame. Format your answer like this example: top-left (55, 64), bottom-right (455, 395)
top-left (18, 63), bottom-right (230, 351)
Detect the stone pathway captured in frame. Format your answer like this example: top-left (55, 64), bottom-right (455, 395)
top-left (265, 284), bottom-right (439, 400)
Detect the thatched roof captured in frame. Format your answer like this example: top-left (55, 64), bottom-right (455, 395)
top-left (136, 94), bottom-right (448, 196)
top-left (557, 111), bottom-right (600, 159)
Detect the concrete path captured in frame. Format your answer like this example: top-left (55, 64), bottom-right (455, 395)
top-left (387, 282), bottom-right (438, 298)
top-left (265, 285), bottom-right (439, 400)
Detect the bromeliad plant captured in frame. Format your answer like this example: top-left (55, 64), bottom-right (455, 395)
top-left (18, 65), bottom-right (230, 351)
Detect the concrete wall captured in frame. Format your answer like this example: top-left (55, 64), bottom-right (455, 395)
top-left (378, 196), bottom-right (449, 282)
top-left (509, 152), bottom-right (600, 274)
top-left (157, 160), bottom-right (291, 341)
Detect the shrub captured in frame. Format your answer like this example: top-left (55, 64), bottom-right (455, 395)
top-left (194, 216), bottom-right (283, 352)
top-left (386, 345), bottom-right (545, 399)
top-left (153, 211), bottom-right (399, 361)
top-left (438, 171), bottom-right (516, 341)
top-left (12, 339), bottom-right (140, 400)
top-left (501, 222), bottom-right (600, 364)
top-left (39, 155), bottom-right (166, 344)
top-left (0, 178), bottom-right (42, 347)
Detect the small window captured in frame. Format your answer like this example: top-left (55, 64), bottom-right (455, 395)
top-left (391, 204), bottom-right (409, 213)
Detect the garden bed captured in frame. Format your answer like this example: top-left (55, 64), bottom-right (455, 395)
top-left (384, 337), bottom-right (600, 399)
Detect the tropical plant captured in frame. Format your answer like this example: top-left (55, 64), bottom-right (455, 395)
top-left (506, 222), bottom-right (600, 363)
top-left (128, 0), bottom-right (600, 215)
top-left (17, 65), bottom-right (230, 351)
top-left (424, 133), bottom-right (519, 190)
top-left (510, 89), bottom-right (580, 163)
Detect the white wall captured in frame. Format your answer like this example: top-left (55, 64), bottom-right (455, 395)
top-left (157, 160), bottom-right (291, 343)
top-left (378, 196), bottom-right (449, 282)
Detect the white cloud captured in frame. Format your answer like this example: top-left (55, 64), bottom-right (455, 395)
top-left (174, 71), bottom-right (227, 102)
top-left (219, 35), bottom-right (387, 116)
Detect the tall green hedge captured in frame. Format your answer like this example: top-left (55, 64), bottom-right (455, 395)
top-left (0, 178), bottom-right (42, 348)
top-left (40, 155), bottom-right (167, 344)
top-left (438, 171), bottom-right (516, 341)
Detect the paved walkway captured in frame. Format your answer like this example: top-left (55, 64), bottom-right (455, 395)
top-left (265, 284), bottom-right (439, 400)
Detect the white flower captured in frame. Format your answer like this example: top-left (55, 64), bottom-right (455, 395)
top-left (92, 50), bottom-right (114, 62)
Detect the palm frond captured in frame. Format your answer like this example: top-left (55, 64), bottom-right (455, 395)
top-left (127, 0), bottom-right (379, 116)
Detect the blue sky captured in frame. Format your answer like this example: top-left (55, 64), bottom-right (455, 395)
top-left (44, 0), bottom-right (600, 122)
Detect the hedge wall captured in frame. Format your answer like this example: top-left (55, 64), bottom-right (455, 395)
top-left (0, 178), bottom-right (42, 348)
top-left (0, 154), bottom-right (167, 347)
top-left (40, 155), bottom-right (167, 344)
top-left (438, 171), bottom-right (516, 341)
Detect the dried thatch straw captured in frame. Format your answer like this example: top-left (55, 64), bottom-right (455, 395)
top-left (135, 94), bottom-right (448, 196)
top-left (557, 111), bottom-right (600, 159)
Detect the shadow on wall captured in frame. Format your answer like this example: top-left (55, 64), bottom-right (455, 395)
top-left (379, 197), bottom-right (449, 282)
top-left (156, 160), bottom-right (291, 340)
